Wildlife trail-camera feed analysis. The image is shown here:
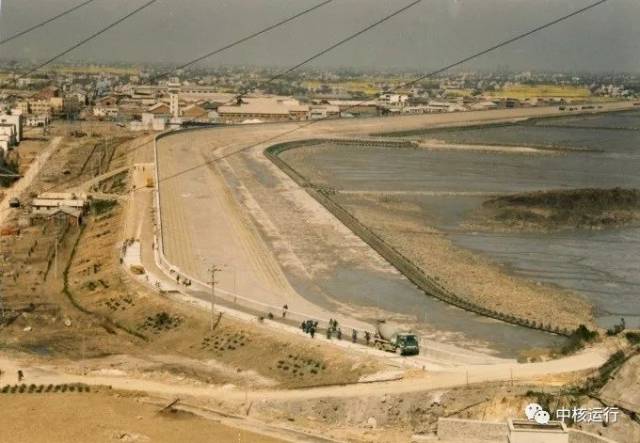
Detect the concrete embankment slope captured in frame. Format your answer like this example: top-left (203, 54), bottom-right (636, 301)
top-left (264, 138), bottom-right (572, 336)
top-left (153, 102), bottom-right (634, 338)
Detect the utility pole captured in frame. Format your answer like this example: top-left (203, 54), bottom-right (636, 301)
top-left (208, 265), bottom-right (222, 331)
top-left (0, 258), bottom-right (5, 320)
top-left (54, 239), bottom-right (59, 278)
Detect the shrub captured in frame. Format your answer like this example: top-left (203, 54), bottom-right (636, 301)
top-left (91, 199), bottom-right (118, 216)
top-left (625, 331), bottom-right (640, 345)
top-left (560, 324), bottom-right (598, 355)
top-left (606, 318), bottom-right (626, 336)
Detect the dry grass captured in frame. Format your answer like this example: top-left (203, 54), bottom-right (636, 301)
top-left (488, 84), bottom-right (591, 99)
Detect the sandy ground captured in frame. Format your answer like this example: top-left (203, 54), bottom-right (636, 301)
top-left (152, 105), bottom-right (634, 353)
top-left (599, 353), bottom-right (640, 413)
top-left (337, 197), bottom-right (594, 331)
top-left (0, 107), bottom-right (635, 442)
top-left (0, 341), bottom-right (611, 404)
top-left (0, 392), bottom-right (286, 443)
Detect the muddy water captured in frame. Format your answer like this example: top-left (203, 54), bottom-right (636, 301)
top-left (280, 110), bottom-right (640, 330)
top-left (228, 152), bottom-right (563, 358)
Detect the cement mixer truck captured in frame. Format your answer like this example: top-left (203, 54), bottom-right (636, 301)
top-left (374, 321), bottom-right (420, 356)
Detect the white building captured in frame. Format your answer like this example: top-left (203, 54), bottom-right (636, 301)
top-left (0, 113), bottom-right (23, 154)
top-left (0, 114), bottom-right (22, 143)
top-left (93, 106), bottom-right (119, 118)
top-left (25, 114), bottom-right (49, 127)
top-left (169, 93), bottom-right (180, 119)
top-left (31, 192), bottom-right (88, 214)
top-left (309, 105), bottom-right (340, 120)
top-left (130, 113), bottom-right (167, 131)
top-left (378, 93), bottom-right (409, 107)
top-left (425, 101), bottom-right (467, 113)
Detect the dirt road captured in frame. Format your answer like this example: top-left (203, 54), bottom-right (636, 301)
top-left (0, 343), bottom-right (609, 402)
top-left (0, 136), bottom-right (61, 227)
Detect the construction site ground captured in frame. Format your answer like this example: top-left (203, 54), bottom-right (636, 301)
top-left (0, 108), bottom-right (638, 442)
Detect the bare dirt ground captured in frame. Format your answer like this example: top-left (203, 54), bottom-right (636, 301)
top-left (0, 390), bottom-right (285, 443)
top-left (0, 106), bottom-right (635, 442)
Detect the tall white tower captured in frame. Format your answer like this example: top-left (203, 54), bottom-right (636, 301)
top-left (169, 93), bottom-right (180, 119)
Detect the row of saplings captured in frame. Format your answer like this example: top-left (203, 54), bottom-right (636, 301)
top-left (0, 383), bottom-right (91, 394)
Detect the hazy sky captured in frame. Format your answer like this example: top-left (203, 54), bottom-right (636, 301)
top-left (0, 0), bottom-right (638, 72)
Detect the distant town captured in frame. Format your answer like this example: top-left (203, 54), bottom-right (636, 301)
top-left (0, 63), bottom-right (638, 153)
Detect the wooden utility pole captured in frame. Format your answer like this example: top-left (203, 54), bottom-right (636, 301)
top-left (54, 239), bottom-right (59, 278)
top-left (208, 265), bottom-right (222, 331)
top-left (0, 258), bottom-right (4, 320)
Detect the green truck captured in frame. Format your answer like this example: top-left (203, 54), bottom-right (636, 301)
top-left (374, 321), bottom-right (420, 356)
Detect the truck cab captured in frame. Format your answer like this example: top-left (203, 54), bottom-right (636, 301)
top-left (395, 333), bottom-right (420, 355)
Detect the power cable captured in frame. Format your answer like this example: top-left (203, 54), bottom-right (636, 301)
top-left (0, 0), bottom-right (100, 47)
top-left (14, 0), bottom-right (158, 82)
top-left (149, 0), bottom-right (334, 82)
top-left (169, 0), bottom-right (610, 180)
top-left (2, 0), bottom-right (610, 204)
top-left (39, 0), bottom-right (423, 193)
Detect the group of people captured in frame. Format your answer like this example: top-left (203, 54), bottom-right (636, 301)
top-left (299, 318), bottom-right (373, 346)
top-left (301, 319), bottom-right (318, 337)
top-left (326, 318), bottom-right (341, 340)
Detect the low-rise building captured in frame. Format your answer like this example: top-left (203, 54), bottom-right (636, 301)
top-left (130, 113), bottom-right (167, 131)
top-left (25, 114), bottom-right (49, 127)
top-left (309, 105), bottom-right (341, 119)
top-left (31, 192), bottom-right (88, 218)
top-left (217, 97), bottom-right (309, 123)
top-left (0, 113), bottom-right (23, 154)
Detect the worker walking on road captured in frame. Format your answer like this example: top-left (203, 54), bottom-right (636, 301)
top-left (365, 331), bottom-right (371, 345)
top-left (352, 329), bottom-right (357, 343)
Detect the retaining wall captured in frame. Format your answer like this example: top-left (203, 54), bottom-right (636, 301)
top-left (265, 139), bottom-right (571, 337)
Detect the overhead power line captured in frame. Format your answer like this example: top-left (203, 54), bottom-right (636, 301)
top-left (6, 0), bottom-right (608, 204)
top-left (41, 0), bottom-right (423, 193)
top-left (400, 0), bottom-right (610, 89)
top-left (185, 0), bottom-right (423, 121)
top-left (151, 0), bottom-right (334, 82)
top-left (160, 0), bottom-right (611, 184)
top-left (15, 0), bottom-right (158, 81)
top-left (0, 0), bottom-right (100, 47)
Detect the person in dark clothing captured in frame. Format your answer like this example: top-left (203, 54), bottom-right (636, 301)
top-left (337, 328), bottom-right (342, 340)
top-left (17, 370), bottom-right (23, 382)
top-left (301, 320), bottom-right (307, 332)
top-left (310, 326), bottom-right (315, 338)
top-left (365, 331), bottom-right (371, 345)
top-left (352, 329), bottom-right (357, 343)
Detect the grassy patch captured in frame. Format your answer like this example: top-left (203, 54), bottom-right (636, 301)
top-left (91, 199), bottom-right (118, 215)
